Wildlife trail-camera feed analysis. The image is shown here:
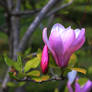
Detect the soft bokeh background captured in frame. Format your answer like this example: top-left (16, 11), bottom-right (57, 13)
top-left (0, 0), bottom-right (92, 92)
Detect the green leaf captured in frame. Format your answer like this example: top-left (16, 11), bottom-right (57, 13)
top-left (4, 55), bottom-right (15, 66)
top-left (70, 67), bottom-right (87, 74)
top-left (24, 57), bottom-right (40, 72)
top-left (17, 72), bottom-right (26, 79)
top-left (63, 68), bottom-right (71, 76)
top-left (9, 72), bottom-right (18, 80)
top-left (24, 48), bottom-right (31, 55)
top-left (17, 82), bottom-right (26, 87)
top-left (49, 54), bottom-right (57, 68)
top-left (32, 75), bottom-right (50, 82)
top-left (15, 56), bottom-right (22, 72)
top-left (54, 88), bottom-right (59, 92)
top-left (88, 66), bottom-right (92, 75)
top-left (69, 54), bottom-right (77, 67)
top-left (41, 75), bottom-right (50, 81)
top-left (27, 70), bottom-right (40, 77)
top-left (78, 78), bottom-right (88, 86)
top-left (64, 86), bottom-right (68, 92)
top-left (37, 49), bottom-right (42, 61)
top-left (4, 55), bottom-right (23, 72)
top-left (7, 82), bottom-right (16, 87)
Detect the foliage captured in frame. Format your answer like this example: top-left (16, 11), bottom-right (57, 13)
top-left (4, 48), bottom-right (87, 87)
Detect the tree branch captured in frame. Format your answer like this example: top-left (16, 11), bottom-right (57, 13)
top-left (2, 0), bottom-right (14, 91)
top-left (47, 0), bottom-right (74, 17)
top-left (18, 0), bottom-right (61, 52)
top-left (2, 67), bottom-right (11, 90)
top-left (16, 0), bottom-right (21, 11)
top-left (10, 0), bottom-right (74, 17)
top-left (11, 9), bottom-right (40, 16)
top-left (2, 0), bottom-right (21, 90)
top-left (12, 0), bottom-right (21, 59)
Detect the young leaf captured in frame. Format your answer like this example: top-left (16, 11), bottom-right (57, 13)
top-left (37, 49), bottom-right (42, 61)
top-left (32, 77), bottom-right (42, 82)
top-left (27, 70), bottom-right (40, 77)
top-left (7, 82), bottom-right (16, 87)
top-left (15, 56), bottom-right (22, 72)
top-left (78, 78), bottom-right (88, 86)
top-left (32, 75), bottom-right (50, 82)
top-left (54, 88), bottom-right (59, 92)
top-left (24, 57), bottom-right (40, 72)
top-left (41, 75), bottom-right (50, 81)
top-left (71, 68), bottom-right (87, 74)
top-left (9, 72), bottom-right (18, 80)
top-left (24, 48), bottom-right (31, 55)
top-left (4, 55), bottom-right (23, 72)
top-left (49, 54), bottom-right (57, 68)
top-left (17, 72), bottom-right (26, 79)
top-left (17, 82), bottom-right (26, 87)
top-left (69, 54), bottom-right (77, 67)
top-left (4, 56), bottom-right (15, 66)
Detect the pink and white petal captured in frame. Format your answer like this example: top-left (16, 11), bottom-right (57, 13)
top-left (49, 30), bottom-right (64, 66)
top-left (60, 28), bottom-right (75, 53)
top-left (49, 24), bottom-right (74, 67)
top-left (67, 81), bottom-right (73, 92)
top-left (75, 28), bottom-right (85, 39)
top-left (42, 28), bottom-right (53, 53)
top-left (63, 51), bottom-right (72, 67)
top-left (74, 29), bottom-right (81, 38)
top-left (70, 28), bottom-right (85, 53)
top-left (82, 80), bottom-right (92, 92)
top-left (75, 82), bottom-right (81, 92)
top-left (51, 23), bottom-right (65, 34)
top-left (66, 26), bottom-right (71, 31)
top-left (42, 28), bottom-right (59, 66)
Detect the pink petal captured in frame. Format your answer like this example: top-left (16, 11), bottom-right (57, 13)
top-left (49, 24), bottom-right (75, 67)
top-left (42, 28), bottom-right (59, 66)
top-left (62, 51), bottom-right (72, 66)
top-left (67, 81), bottom-right (73, 92)
top-left (49, 24), bottom-right (64, 66)
top-left (70, 28), bottom-right (85, 53)
top-left (41, 45), bottom-right (49, 74)
top-left (59, 26), bottom-right (75, 53)
top-left (75, 82), bottom-right (81, 92)
top-left (42, 26), bottom-right (68, 67)
top-left (50, 23), bottom-right (65, 34)
top-left (82, 80), bottom-right (92, 92)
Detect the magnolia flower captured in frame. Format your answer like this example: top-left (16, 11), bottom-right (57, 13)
top-left (41, 23), bottom-right (85, 73)
top-left (67, 79), bottom-right (92, 92)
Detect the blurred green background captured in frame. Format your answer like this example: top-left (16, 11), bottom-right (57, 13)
top-left (0, 0), bottom-right (92, 92)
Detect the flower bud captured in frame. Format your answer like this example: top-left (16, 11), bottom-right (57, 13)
top-left (41, 45), bottom-right (49, 74)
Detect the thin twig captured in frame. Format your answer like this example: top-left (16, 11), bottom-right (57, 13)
top-left (2, 67), bottom-right (11, 89)
top-left (9, 0), bottom-right (74, 17)
top-left (47, 0), bottom-right (74, 17)
top-left (11, 9), bottom-right (40, 16)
